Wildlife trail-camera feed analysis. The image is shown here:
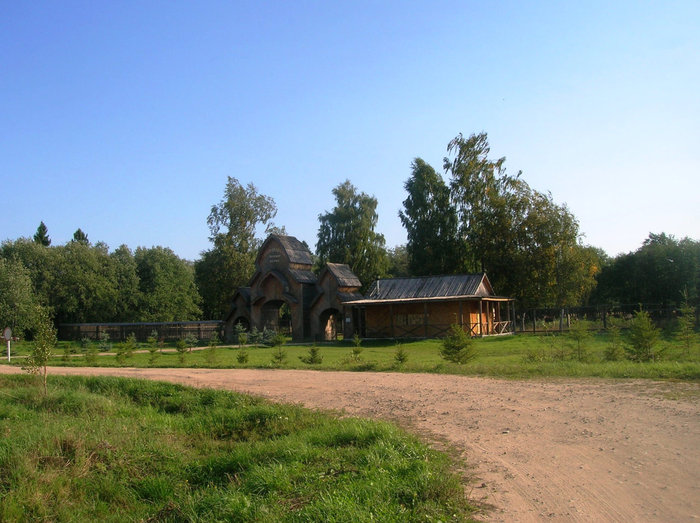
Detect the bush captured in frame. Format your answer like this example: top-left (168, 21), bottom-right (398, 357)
top-left (176, 339), bottom-right (188, 364)
top-left (440, 324), bottom-right (476, 364)
top-left (300, 345), bottom-right (323, 365)
top-left (568, 320), bottom-right (591, 362)
top-left (270, 346), bottom-right (287, 366)
top-left (626, 309), bottom-right (661, 362)
top-left (236, 349), bottom-right (249, 364)
top-left (394, 345), bottom-right (408, 366)
top-left (603, 320), bottom-right (625, 361)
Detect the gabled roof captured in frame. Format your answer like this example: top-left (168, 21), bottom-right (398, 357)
top-left (362, 274), bottom-right (495, 302)
top-left (325, 263), bottom-right (362, 288)
top-left (261, 234), bottom-right (313, 265)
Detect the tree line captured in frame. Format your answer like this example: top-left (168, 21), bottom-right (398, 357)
top-left (2, 132), bottom-right (698, 337)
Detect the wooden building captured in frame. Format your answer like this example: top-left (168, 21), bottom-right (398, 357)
top-left (224, 235), bottom-right (514, 341)
top-left (345, 274), bottom-right (515, 338)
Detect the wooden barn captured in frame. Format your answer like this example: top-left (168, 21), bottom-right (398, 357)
top-left (224, 235), bottom-right (514, 341)
top-left (343, 274), bottom-right (515, 339)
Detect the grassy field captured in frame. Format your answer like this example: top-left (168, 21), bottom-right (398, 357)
top-left (0, 374), bottom-right (476, 522)
top-left (6, 331), bottom-right (700, 380)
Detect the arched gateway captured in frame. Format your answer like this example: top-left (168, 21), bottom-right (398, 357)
top-left (223, 235), bottom-right (362, 342)
top-left (224, 234), bottom-right (515, 342)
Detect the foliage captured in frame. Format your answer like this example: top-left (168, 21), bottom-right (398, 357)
top-left (135, 246), bottom-right (201, 322)
top-left (626, 309), bottom-right (662, 362)
top-left (603, 320), bottom-right (625, 361)
top-left (676, 295), bottom-right (697, 356)
top-left (98, 331), bottom-right (111, 352)
top-left (124, 332), bottom-right (137, 359)
top-left (592, 233), bottom-right (700, 307)
top-left (33, 221), bottom-right (51, 246)
top-left (249, 326), bottom-right (261, 348)
top-left (299, 345), bottom-right (323, 364)
top-left (236, 349), bottom-right (249, 364)
top-left (175, 338), bottom-right (188, 364)
top-left (568, 319), bottom-right (591, 362)
top-left (147, 330), bottom-right (159, 365)
top-left (72, 228), bottom-right (89, 244)
top-left (395, 132), bottom-right (598, 307)
top-left (399, 158), bottom-right (459, 275)
top-left (196, 177), bottom-right (278, 319)
top-left (386, 244), bottom-right (410, 277)
top-left (394, 344), bottom-right (409, 366)
top-left (0, 257), bottom-right (38, 335)
top-left (270, 346), bottom-right (287, 366)
top-left (316, 180), bottom-right (388, 288)
top-left (234, 322), bottom-right (247, 347)
top-left (440, 324), bottom-right (476, 364)
top-left (22, 306), bottom-right (56, 394)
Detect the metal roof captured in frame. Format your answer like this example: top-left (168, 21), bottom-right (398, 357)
top-left (326, 263), bottom-right (362, 288)
top-left (366, 274), bottom-right (490, 301)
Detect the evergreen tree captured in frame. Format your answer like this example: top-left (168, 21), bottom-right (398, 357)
top-left (33, 221), bottom-right (51, 246)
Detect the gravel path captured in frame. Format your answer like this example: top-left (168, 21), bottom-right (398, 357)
top-left (2, 365), bottom-right (698, 521)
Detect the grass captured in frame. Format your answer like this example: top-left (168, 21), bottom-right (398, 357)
top-left (0, 374), bottom-right (476, 522)
top-left (5, 331), bottom-right (700, 380)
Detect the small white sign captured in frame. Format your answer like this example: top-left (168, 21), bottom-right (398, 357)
top-left (2, 327), bottom-right (10, 341)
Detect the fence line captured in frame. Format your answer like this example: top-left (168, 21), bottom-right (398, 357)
top-left (58, 321), bottom-right (223, 343)
top-left (514, 303), bottom-right (698, 334)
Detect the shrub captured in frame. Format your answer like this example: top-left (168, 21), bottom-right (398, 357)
top-left (184, 334), bottom-right (198, 352)
top-left (176, 339), bottom-right (188, 364)
top-left (626, 309), bottom-right (661, 362)
top-left (147, 330), bottom-right (159, 365)
top-left (236, 350), bottom-right (249, 364)
top-left (440, 324), bottom-right (476, 364)
top-left (603, 319), bottom-right (625, 361)
top-left (394, 345), bottom-right (408, 366)
top-left (676, 298), bottom-right (697, 357)
top-left (98, 331), bottom-right (111, 352)
top-left (249, 327), bottom-right (261, 348)
top-left (270, 346), bottom-right (287, 366)
top-left (299, 345), bottom-right (323, 365)
top-left (568, 320), bottom-right (591, 362)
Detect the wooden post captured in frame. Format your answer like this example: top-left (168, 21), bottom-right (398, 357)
top-left (532, 310), bottom-right (536, 333)
top-left (423, 303), bottom-right (429, 338)
top-left (459, 301), bottom-right (464, 328)
top-left (478, 300), bottom-right (483, 337)
top-left (390, 305), bottom-right (394, 338)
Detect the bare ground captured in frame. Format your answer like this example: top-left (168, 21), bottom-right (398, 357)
top-left (2, 366), bottom-right (698, 522)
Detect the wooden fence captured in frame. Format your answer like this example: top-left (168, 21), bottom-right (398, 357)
top-left (58, 321), bottom-right (223, 343)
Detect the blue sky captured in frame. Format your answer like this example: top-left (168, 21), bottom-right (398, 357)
top-left (2, 1), bottom-right (698, 261)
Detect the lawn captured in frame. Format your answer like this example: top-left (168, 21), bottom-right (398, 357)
top-left (6, 330), bottom-right (700, 380)
top-left (0, 374), bottom-right (476, 522)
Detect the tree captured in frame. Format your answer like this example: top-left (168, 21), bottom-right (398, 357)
top-left (399, 158), bottom-right (459, 275)
top-left (441, 132), bottom-right (597, 307)
top-left (72, 228), bottom-right (89, 245)
top-left (386, 245), bottom-right (410, 278)
top-left (592, 233), bottom-right (699, 307)
top-left (33, 221), bottom-right (51, 246)
top-left (626, 308), bottom-right (661, 362)
top-left (135, 246), bottom-right (202, 322)
top-left (440, 324), bottom-right (476, 364)
top-left (316, 180), bottom-right (388, 288)
top-left (110, 245), bottom-right (142, 322)
top-left (196, 177), bottom-right (278, 319)
top-left (23, 306), bottom-right (56, 395)
top-left (0, 257), bottom-right (39, 335)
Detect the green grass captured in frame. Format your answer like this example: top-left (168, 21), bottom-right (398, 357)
top-left (6, 331), bottom-right (700, 380)
top-left (0, 374), bottom-right (475, 522)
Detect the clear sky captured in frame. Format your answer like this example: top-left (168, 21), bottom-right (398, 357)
top-left (2, 1), bottom-right (698, 261)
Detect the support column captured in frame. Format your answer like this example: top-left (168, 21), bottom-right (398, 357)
top-left (478, 300), bottom-right (483, 337)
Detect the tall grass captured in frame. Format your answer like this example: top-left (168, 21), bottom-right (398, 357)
top-left (0, 375), bottom-right (475, 521)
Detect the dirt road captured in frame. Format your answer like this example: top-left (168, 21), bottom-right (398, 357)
top-left (2, 366), bottom-right (698, 521)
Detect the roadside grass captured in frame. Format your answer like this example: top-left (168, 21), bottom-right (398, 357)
top-left (6, 332), bottom-right (700, 380)
top-left (0, 374), bottom-right (476, 522)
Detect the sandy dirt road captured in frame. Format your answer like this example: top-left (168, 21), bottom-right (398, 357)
top-left (2, 365), bottom-right (698, 522)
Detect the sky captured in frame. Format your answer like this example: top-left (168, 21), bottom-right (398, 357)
top-left (2, 1), bottom-right (698, 261)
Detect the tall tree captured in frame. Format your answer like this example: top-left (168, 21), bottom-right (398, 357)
top-left (0, 257), bottom-right (39, 334)
top-left (399, 158), bottom-right (459, 275)
top-left (72, 228), bottom-right (89, 245)
top-left (33, 221), bottom-right (51, 246)
top-left (441, 132), bottom-right (597, 307)
top-left (110, 244), bottom-right (142, 322)
top-left (136, 246), bottom-right (202, 322)
top-left (195, 177), bottom-right (278, 319)
top-left (316, 180), bottom-right (388, 287)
